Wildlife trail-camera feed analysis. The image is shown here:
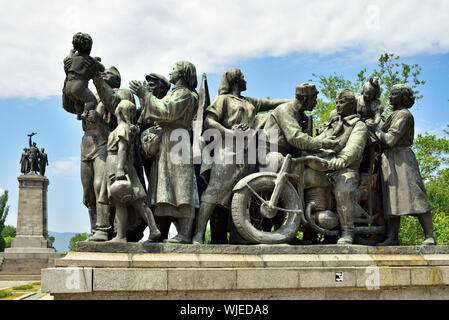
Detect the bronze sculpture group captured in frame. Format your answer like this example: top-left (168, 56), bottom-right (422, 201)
top-left (20, 133), bottom-right (49, 176)
top-left (60, 32), bottom-right (436, 246)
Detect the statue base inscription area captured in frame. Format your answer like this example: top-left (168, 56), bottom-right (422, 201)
top-left (42, 244), bottom-right (449, 300)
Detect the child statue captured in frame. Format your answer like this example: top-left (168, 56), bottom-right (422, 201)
top-left (62, 32), bottom-right (105, 120)
top-left (357, 76), bottom-right (383, 130)
top-left (101, 100), bottom-right (161, 243)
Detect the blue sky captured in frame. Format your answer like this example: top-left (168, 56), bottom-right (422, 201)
top-left (1, 1), bottom-right (449, 233)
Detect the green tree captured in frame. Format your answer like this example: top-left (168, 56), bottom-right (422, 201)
top-left (412, 127), bottom-right (449, 182)
top-left (1, 225), bottom-right (16, 251)
top-left (369, 53), bottom-right (425, 111)
top-left (310, 52), bottom-right (426, 128)
top-left (0, 190), bottom-right (9, 252)
top-left (1, 225), bottom-right (16, 238)
top-left (68, 232), bottom-right (89, 251)
top-left (3, 236), bottom-right (14, 249)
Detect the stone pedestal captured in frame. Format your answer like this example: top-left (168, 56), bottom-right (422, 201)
top-left (2, 175), bottom-right (61, 275)
top-left (41, 243), bottom-right (449, 300)
top-left (6, 174), bottom-right (54, 254)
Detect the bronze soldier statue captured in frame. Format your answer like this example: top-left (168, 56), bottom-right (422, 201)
top-left (20, 148), bottom-right (31, 175)
top-left (38, 148), bottom-right (49, 176)
top-left (313, 89), bottom-right (368, 244)
top-left (28, 133), bottom-right (40, 174)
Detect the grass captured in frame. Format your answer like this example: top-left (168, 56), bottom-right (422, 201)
top-left (0, 282), bottom-right (42, 300)
top-left (0, 290), bottom-right (12, 299)
top-left (12, 284), bottom-right (34, 290)
top-left (0, 291), bottom-right (24, 300)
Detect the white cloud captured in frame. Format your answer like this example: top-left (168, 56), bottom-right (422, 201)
top-left (48, 156), bottom-right (80, 175)
top-left (1, 0), bottom-right (449, 99)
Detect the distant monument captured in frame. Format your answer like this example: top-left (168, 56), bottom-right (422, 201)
top-left (1, 135), bottom-right (60, 276)
top-left (20, 133), bottom-right (49, 176)
top-left (6, 174), bottom-right (54, 253)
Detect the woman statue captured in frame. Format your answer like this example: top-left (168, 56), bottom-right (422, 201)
top-left (130, 61), bottom-right (200, 244)
top-left (192, 68), bottom-right (290, 244)
top-left (375, 84), bottom-right (435, 246)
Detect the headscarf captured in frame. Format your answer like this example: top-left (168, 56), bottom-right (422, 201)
top-left (218, 68), bottom-right (242, 95)
top-left (176, 61), bottom-right (197, 90)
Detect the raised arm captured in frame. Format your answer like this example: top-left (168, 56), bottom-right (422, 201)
top-left (246, 97), bottom-right (292, 112)
top-left (130, 81), bottom-right (192, 124)
top-left (92, 76), bottom-right (122, 115)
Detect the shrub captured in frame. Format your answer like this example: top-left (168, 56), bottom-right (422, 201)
top-left (0, 291), bottom-right (12, 299)
top-left (12, 284), bottom-right (34, 290)
top-left (68, 232), bottom-right (89, 251)
top-left (4, 236), bottom-right (13, 248)
top-left (399, 211), bottom-right (449, 246)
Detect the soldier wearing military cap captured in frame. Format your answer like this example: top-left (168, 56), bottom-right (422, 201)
top-left (264, 83), bottom-right (338, 156)
top-left (145, 73), bottom-right (171, 99)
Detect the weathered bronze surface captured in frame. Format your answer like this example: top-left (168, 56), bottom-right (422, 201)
top-left (57, 37), bottom-right (435, 247)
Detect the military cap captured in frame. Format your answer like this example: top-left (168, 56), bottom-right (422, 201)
top-left (145, 73), bottom-right (170, 91)
top-left (296, 83), bottom-right (319, 96)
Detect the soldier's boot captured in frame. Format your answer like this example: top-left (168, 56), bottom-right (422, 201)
top-left (337, 206), bottom-right (354, 245)
top-left (192, 202), bottom-right (215, 245)
top-left (88, 204), bottom-right (110, 242)
top-left (165, 215), bottom-right (194, 244)
top-left (377, 216), bottom-right (400, 246)
top-left (88, 207), bottom-right (97, 235)
top-left (419, 213), bottom-right (436, 246)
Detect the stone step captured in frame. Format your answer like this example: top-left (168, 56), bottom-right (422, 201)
top-left (0, 258), bottom-right (51, 274)
top-left (55, 251), bottom-right (449, 269)
top-left (0, 274), bottom-right (41, 281)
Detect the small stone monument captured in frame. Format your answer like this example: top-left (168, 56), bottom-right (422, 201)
top-left (1, 138), bottom-right (61, 276)
top-left (6, 175), bottom-right (54, 253)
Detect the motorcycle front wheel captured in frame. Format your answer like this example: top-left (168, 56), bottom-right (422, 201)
top-left (231, 174), bottom-right (302, 244)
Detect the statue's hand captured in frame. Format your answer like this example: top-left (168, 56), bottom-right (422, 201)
top-left (86, 110), bottom-right (98, 123)
top-left (83, 56), bottom-right (103, 77)
top-left (328, 157), bottom-right (346, 171)
top-left (231, 123), bottom-right (250, 132)
top-left (116, 169), bottom-right (126, 181)
top-left (320, 136), bottom-right (338, 149)
top-left (365, 119), bottom-right (378, 131)
top-left (129, 80), bottom-right (147, 99)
